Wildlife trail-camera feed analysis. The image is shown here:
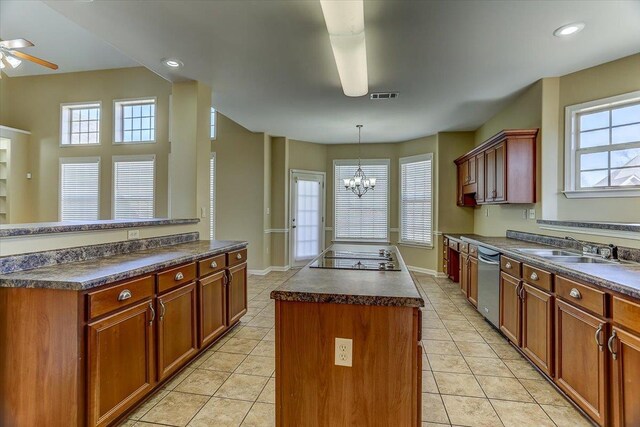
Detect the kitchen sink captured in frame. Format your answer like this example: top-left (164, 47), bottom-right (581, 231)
top-left (547, 256), bottom-right (612, 264)
top-left (515, 248), bottom-right (579, 257)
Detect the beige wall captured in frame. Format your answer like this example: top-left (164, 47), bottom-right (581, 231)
top-left (0, 67), bottom-right (172, 222)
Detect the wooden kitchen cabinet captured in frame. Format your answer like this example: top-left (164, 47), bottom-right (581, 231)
top-left (198, 270), bottom-right (228, 348)
top-left (157, 282), bottom-right (199, 380)
top-left (475, 153), bottom-right (485, 203)
top-left (610, 326), bottom-right (640, 427)
top-left (555, 299), bottom-right (607, 426)
top-left (521, 284), bottom-right (554, 377)
top-left (499, 271), bottom-right (522, 346)
top-left (467, 255), bottom-right (478, 308)
top-left (87, 300), bottom-right (156, 427)
top-left (227, 262), bottom-right (248, 325)
top-left (460, 252), bottom-right (469, 295)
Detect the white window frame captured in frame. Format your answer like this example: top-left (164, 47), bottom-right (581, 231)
top-left (333, 158), bottom-right (390, 243)
top-left (112, 154), bottom-right (156, 219)
top-left (210, 152), bottom-right (216, 239)
top-left (210, 107), bottom-right (217, 140)
top-left (60, 101), bottom-right (101, 146)
top-left (59, 156), bottom-right (101, 221)
top-left (399, 153), bottom-right (434, 248)
top-left (113, 97), bottom-right (157, 144)
top-left (564, 90), bottom-right (640, 198)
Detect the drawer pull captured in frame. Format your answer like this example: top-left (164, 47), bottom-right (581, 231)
top-left (595, 323), bottom-right (604, 352)
top-left (118, 289), bottom-right (132, 301)
top-left (236, 253), bottom-right (242, 260)
top-left (174, 272), bottom-right (184, 281)
top-left (210, 260), bottom-right (218, 268)
top-left (569, 288), bottom-right (582, 299)
top-left (159, 300), bottom-right (166, 321)
top-left (149, 302), bottom-right (155, 325)
top-left (529, 272), bottom-right (538, 281)
top-left (608, 330), bottom-right (618, 360)
top-left (505, 262), bottom-right (512, 269)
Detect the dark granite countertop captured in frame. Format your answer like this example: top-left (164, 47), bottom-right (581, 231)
top-left (0, 218), bottom-right (200, 237)
top-left (444, 233), bottom-right (640, 300)
top-left (537, 220), bottom-right (640, 233)
top-left (0, 240), bottom-right (247, 291)
top-left (270, 244), bottom-right (425, 308)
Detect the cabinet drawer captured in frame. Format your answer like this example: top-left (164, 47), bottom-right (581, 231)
top-left (500, 256), bottom-right (522, 278)
top-left (556, 276), bottom-right (605, 317)
top-left (611, 296), bottom-right (640, 333)
top-left (448, 240), bottom-right (459, 251)
top-left (469, 245), bottom-right (478, 257)
top-left (460, 242), bottom-right (469, 254)
top-left (88, 275), bottom-right (155, 319)
top-left (198, 254), bottom-right (226, 277)
top-left (523, 264), bottom-right (553, 292)
top-left (157, 262), bottom-right (196, 294)
top-left (227, 248), bottom-right (247, 267)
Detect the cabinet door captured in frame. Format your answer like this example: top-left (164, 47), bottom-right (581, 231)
top-left (475, 153), bottom-right (485, 203)
top-left (228, 262), bottom-right (248, 325)
top-left (460, 253), bottom-right (469, 295)
top-left (610, 326), bottom-right (640, 427)
top-left (467, 256), bottom-right (478, 308)
top-left (522, 284), bottom-right (553, 377)
top-left (494, 143), bottom-right (506, 202)
top-left (457, 163), bottom-right (465, 206)
top-left (555, 300), bottom-right (607, 426)
top-left (468, 156), bottom-right (476, 185)
top-left (199, 271), bottom-right (228, 348)
top-left (485, 148), bottom-right (496, 202)
top-left (88, 300), bottom-right (155, 427)
top-left (157, 283), bottom-right (198, 381)
top-left (499, 272), bottom-right (521, 346)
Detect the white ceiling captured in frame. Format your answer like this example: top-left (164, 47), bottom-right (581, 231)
top-left (7, 1), bottom-right (640, 143)
top-left (0, 0), bottom-right (139, 76)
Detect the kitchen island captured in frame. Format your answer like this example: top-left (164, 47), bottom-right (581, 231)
top-left (270, 244), bottom-right (424, 427)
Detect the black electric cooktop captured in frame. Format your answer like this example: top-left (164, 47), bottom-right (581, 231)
top-left (310, 248), bottom-right (400, 271)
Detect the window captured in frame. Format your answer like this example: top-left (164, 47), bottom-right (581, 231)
top-left (113, 155), bottom-right (155, 219)
top-left (59, 157), bottom-right (100, 221)
top-left (210, 107), bottom-right (217, 139)
top-left (114, 98), bottom-right (156, 143)
top-left (400, 154), bottom-right (433, 247)
top-left (210, 153), bottom-right (216, 239)
top-left (565, 91), bottom-right (640, 197)
top-left (60, 103), bottom-right (100, 145)
top-left (334, 159), bottom-right (389, 242)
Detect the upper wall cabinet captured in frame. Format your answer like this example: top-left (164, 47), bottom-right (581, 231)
top-left (455, 129), bottom-right (538, 206)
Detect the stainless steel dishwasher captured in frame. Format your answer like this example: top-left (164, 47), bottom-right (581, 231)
top-left (476, 245), bottom-right (501, 328)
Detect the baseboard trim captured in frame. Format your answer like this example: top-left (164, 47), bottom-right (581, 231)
top-left (406, 265), bottom-right (447, 278)
top-left (248, 265), bottom-right (291, 276)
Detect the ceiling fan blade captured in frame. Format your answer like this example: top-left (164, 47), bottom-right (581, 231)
top-left (0, 38), bottom-right (34, 49)
top-left (10, 50), bottom-right (58, 70)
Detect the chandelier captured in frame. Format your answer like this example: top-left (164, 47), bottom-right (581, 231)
top-left (343, 125), bottom-right (376, 198)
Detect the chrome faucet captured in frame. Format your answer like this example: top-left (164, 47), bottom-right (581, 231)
top-left (564, 236), bottom-right (617, 259)
top-left (564, 236), bottom-right (598, 256)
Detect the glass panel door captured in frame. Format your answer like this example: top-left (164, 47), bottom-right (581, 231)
top-left (290, 171), bottom-right (324, 267)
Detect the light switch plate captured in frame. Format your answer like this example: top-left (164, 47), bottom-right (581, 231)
top-left (127, 230), bottom-right (140, 240)
top-left (335, 337), bottom-right (353, 367)
top-left (528, 209), bottom-right (536, 220)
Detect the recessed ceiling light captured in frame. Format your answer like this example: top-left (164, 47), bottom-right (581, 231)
top-left (553, 22), bottom-right (585, 37)
top-left (162, 58), bottom-right (183, 68)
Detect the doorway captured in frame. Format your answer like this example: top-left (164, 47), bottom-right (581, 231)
top-left (289, 170), bottom-right (325, 268)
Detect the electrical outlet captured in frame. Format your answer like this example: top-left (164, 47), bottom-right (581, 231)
top-left (266, 207), bottom-right (270, 215)
top-left (335, 337), bottom-right (353, 367)
top-left (127, 230), bottom-right (140, 240)
top-left (200, 207), bottom-right (207, 218)
top-left (522, 209), bottom-right (527, 219)
top-left (485, 207), bottom-right (489, 217)
top-left (528, 209), bottom-right (536, 220)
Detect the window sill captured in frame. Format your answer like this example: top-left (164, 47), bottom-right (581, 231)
top-left (398, 242), bottom-right (434, 249)
top-left (563, 188), bottom-right (640, 199)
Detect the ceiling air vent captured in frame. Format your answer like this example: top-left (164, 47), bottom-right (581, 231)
top-left (370, 92), bottom-right (399, 100)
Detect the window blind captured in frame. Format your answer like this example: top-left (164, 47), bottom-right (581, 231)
top-left (113, 155), bottom-right (155, 219)
top-left (334, 160), bottom-right (389, 241)
top-left (400, 154), bottom-right (433, 246)
top-left (210, 153), bottom-right (216, 239)
top-left (60, 157), bottom-right (100, 221)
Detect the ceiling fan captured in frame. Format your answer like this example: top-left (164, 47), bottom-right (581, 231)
top-left (0, 38), bottom-right (59, 72)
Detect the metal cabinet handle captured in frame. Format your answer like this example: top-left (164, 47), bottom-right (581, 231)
top-left (118, 289), bottom-right (132, 301)
top-left (174, 272), bottom-right (184, 281)
top-left (608, 330), bottom-right (618, 360)
top-left (228, 270), bottom-right (234, 284)
top-left (505, 262), bottom-right (512, 269)
top-left (520, 282), bottom-right (526, 300)
top-left (236, 253), bottom-right (242, 260)
top-left (516, 282), bottom-right (522, 301)
top-left (569, 288), bottom-right (582, 299)
top-left (149, 302), bottom-right (155, 325)
top-left (159, 300), bottom-right (166, 321)
top-left (210, 260), bottom-right (218, 268)
top-left (595, 323), bottom-right (604, 351)
top-left (530, 272), bottom-right (539, 281)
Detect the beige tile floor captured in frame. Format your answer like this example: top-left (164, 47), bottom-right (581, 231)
top-left (117, 271), bottom-right (594, 427)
